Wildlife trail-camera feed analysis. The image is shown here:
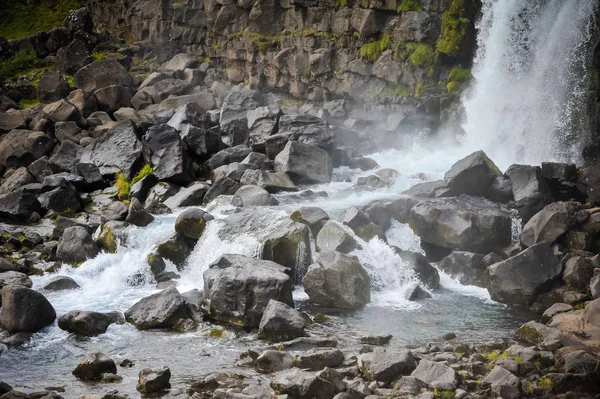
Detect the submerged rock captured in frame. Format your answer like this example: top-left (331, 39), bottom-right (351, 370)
top-left (137, 366), bottom-right (171, 393)
top-left (43, 276), bottom-right (80, 291)
top-left (58, 310), bottom-right (120, 336)
top-left (72, 352), bottom-right (117, 381)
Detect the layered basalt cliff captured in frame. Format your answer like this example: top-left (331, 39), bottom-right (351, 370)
top-left (81, 0), bottom-right (480, 132)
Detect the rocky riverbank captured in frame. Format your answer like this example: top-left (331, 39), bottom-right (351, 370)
top-left (1, 6), bottom-right (600, 399)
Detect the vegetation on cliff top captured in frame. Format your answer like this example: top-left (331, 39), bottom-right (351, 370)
top-left (0, 50), bottom-right (49, 80)
top-left (0, 0), bottom-right (80, 40)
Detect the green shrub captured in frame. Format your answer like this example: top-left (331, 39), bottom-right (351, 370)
top-left (437, 0), bottom-right (470, 56)
top-left (360, 34), bottom-right (392, 62)
top-left (0, 50), bottom-right (48, 80)
top-left (335, 0), bottom-right (347, 7)
top-left (397, 0), bottom-right (422, 12)
top-left (0, 0), bottom-right (80, 41)
top-left (410, 43), bottom-right (435, 68)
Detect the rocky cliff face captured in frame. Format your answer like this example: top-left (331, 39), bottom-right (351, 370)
top-left (80, 0), bottom-right (480, 133)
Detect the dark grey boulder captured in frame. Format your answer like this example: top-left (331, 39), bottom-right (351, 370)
top-left (402, 179), bottom-right (451, 198)
top-left (102, 201), bottom-right (129, 222)
top-left (411, 359), bottom-right (460, 390)
top-left (73, 59), bottom-right (134, 93)
top-left (58, 310), bottom-right (120, 336)
top-left (0, 271), bottom-right (32, 293)
top-left (444, 150), bottom-right (502, 197)
top-left (144, 182), bottom-right (180, 211)
top-left (0, 258), bottom-right (24, 273)
top-left (240, 169), bottom-right (298, 193)
top-left (174, 208), bottom-right (214, 240)
top-left (258, 299), bottom-right (307, 342)
top-left (56, 226), bottom-right (100, 264)
top-left (0, 129), bottom-right (55, 168)
top-left (163, 182), bottom-right (210, 208)
top-left (270, 368), bottom-right (336, 399)
top-left (563, 256), bottom-right (595, 291)
top-left (43, 276), bottom-right (80, 291)
top-left (137, 366), bottom-right (171, 393)
top-left (488, 176), bottom-right (514, 203)
top-left (255, 350), bottom-right (295, 373)
top-left (295, 349), bottom-right (345, 370)
top-left (80, 121), bottom-right (143, 180)
top-left (0, 192), bottom-right (41, 222)
top-left (125, 197), bottom-right (154, 227)
top-left (506, 164), bottom-right (553, 222)
top-left (290, 207), bottom-right (330, 236)
top-left (486, 242), bottom-right (562, 306)
top-left (94, 85), bottom-right (133, 113)
top-left (55, 39), bottom-right (92, 74)
top-left (220, 88), bottom-right (261, 146)
top-left (208, 145), bottom-right (252, 170)
top-left (341, 205), bottom-right (385, 242)
top-left (393, 248), bottom-right (440, 288)
top-left (232, 185), bottom-right (279, 207)
top-left (203, 254), bottom-right (293, 327)
top-left (357, 347), bottom-right (417, 385)
top-left (155, 233), bottom-right (196, 267)
top-left (0, 286), bottom-right (56, 333)
top-left (203, 176), bottom-right (240, 204)
top-left (274, 141), bottom-right (332, 184)
top-left (72, 352), bottom-right (117, 381)
top-left (76, 163), bottom-right (107, 191)
top-left (437, 251), bottom-right (488, 287)
top-left (404, 283), bottom-right (432, 301)
top-left (410, 195), bottom-right (512, 254)
top-left (0, 112), bottom-right (25, 134)
top-left (302, 252), bottom-right (370, 309)
top-left (151, 79), bottom-right (192, 103)
top-left (521, 201), bottom-right (582, 247)
top-left (48, 140), bottom-right (84, 173)
top-left (124, 287), bottom-right (188, 330)
top-left (145, 124), bottom-right (193, 184)
top-left (0, 167), bottom-right (35, 195)
top-left (315, 221), bottom-right (360, 254)
top-left (129, 174), bottom-right (158, 203)
top-left (181, 125), bottom-right (220, 158)
top-left (37, 70), bottom-right (70, 103)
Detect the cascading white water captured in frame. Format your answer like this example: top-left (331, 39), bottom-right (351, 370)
top-left (462, 0), bottom-right (598, 169)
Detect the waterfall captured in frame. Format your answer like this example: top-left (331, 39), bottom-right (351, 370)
top-left (462, 0), bottom-right (598, 170)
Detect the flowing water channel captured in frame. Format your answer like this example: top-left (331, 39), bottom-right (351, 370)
top-left (0, 142), bottom-right (535, 396)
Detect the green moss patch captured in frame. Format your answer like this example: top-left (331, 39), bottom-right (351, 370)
top-left (0, 0), bottom-right (80, 41)
top-left (360, 34), bottom-right (392, 62)
top-left (437, 0), bottom-right (471, 56)
top-left (397, 0), bottom-right (422, 12)
top-left (410, 43), bottom-right (436, 68)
